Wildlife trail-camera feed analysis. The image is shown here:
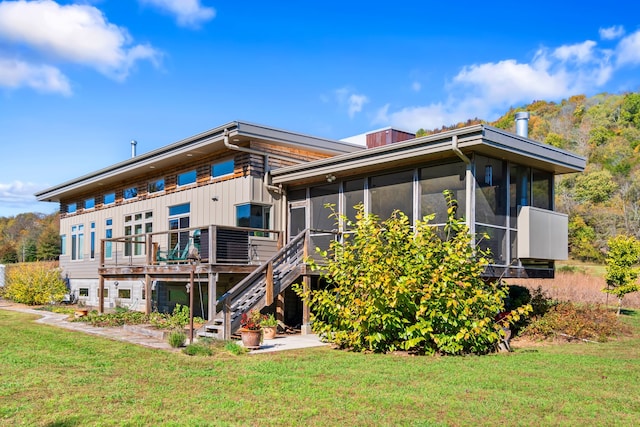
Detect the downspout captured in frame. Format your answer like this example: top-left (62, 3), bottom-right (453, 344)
top-left (223, 129), bottom-right (291, 194)
top-left (451, 135), bottom-right (475, 244)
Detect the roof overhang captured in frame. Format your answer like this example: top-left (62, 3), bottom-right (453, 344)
top-left (35, 121), bottom-right (363, 203)
top-left (271, 125), bottom-right (586, 186)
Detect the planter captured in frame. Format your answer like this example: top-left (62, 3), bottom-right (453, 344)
top-left (262, 326), bottom-right (277, 340)
top-left (74, 309), bottom-right (88, 318)
top-left (240, 328), bottom-right (262, 349)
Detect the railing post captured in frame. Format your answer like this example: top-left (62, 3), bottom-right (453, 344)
top-left (265, 262), bottom-right (274, 306)
top-left (223, 299), bottom-right (231, 340)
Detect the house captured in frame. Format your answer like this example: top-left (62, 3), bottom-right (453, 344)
top-left (35, 114), bottom-right (586, 338)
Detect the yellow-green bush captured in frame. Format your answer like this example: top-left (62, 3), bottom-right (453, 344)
top-left (4, 262), bottom-right (67, 305)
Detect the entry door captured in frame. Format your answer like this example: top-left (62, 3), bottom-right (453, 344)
top-left (288, 201), bottom-right (307, 241)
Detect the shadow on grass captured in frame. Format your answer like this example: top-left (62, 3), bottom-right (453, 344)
top-left (45, 419), bottom-right (81, 427)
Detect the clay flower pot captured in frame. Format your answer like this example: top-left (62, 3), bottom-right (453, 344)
top-left (240, 328), bottom-right (262, 349)
top-left (262, 326), bottom-right (277, 340)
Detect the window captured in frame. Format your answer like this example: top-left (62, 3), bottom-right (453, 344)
top-left (123, 186), bottom-right (138, 200)
top-left (79, 288), bottom-right (89, 297)
top-left (212, 159), bottom-right (235, 178)
top-left (118, 289), bottom-right (131, 299)
top-left (84, 198), bottom-right (95, 210)
top-left (105, 219), bottom-right (113, 259)
top-left (475, 156), bottom-right (506, 227)
top-left (236, 204), bottom-right (271, 230)
top-left (71, 224), bottom-right (84, 260)
top-left (148, 178), bottom-right (165, 194)
top-left (310, 184), bottom-right (339, 231)
top-left (420, 162), bottom-right (466, 224)
top-left (343, 179), bottom-right (365, 225)
top-left (169, 203), bottom-right (190, 216)
top-left (104, 192), bottom-right (115, 205)
top-left (532, 169), bottom-right (552, 210)
top-left (60, 235), bottom-right (67, 255)
top-left (177, 170), bottom-right (197, 186)
top-left (370, 170), bottom-right (414, 223)
top-left (169, 204), bottom-right (190, 254)
top-left (90, 222), bottom-right (96, 259)
top-left (67, 203), bottom-right (77, 214)
top-left (124, 211), bottom-right (152, 256)
top-left (103, 288), bottom-right (109, 298)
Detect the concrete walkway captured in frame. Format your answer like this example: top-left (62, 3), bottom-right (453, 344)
top-left (0, 300), bottom-right (327, 353)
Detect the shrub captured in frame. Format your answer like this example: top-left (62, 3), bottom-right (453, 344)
top-left (297, 195), bottom-right (530, 355)
top-left (76, 310), bottom-right (147, 327)
top-left (604, 235), bottom-right (640, 315)
top-left (168, 330), bottom-right (187, 348)
top-left (3, 262), bottom-right (67, 305)
top-left (148, 304), bottom-right (205, 329)
top-left (224, 341), bottom-right (246, 355)
top-left (522, 302), bottom-right (626, 342)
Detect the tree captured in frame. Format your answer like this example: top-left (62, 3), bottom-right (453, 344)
top-left (297, 194), bottom-right (530, 355)
top-left (604, 235), bottom-right (640, 315)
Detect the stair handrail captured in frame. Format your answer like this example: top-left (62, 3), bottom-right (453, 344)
top-left (216, 228), bottom-right (309, 337)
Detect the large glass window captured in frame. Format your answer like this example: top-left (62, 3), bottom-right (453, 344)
top-left (475, 156), bottom-right (506, 227)
top-left (104, 192), bottom-right (115, 205)
top-left (510, 165), bottom-right (530, 227)
top-left (236, 204), bottom-right (271, 230)
top-left (310, 184), bottom-right (339, 231)
top-left (67, 203), bottom-right (77, 214)
top-left (124, 211), bottom-right (152, 256)
top-left (212, 159), bottom-right (235, 178)
top-left (123, 186), bottom-right (138, 200)
top-left (169, 204), bottom-right (190, 254)
top-left (60, 234), bottom-right (66, 255)
top-left (177, 170), bottom-right (197, 186)
top-left (71, 224), bottom-right (84, 260)
top-left (148, 178), bottom-right (165, 194)
top-left (84, 198), bottom-right (95, 210)
top-left (420, 162), bottom-right (466, 224)
top-left (105, 219), bottom-right (113, 259)
top-left (532, 169), bottom-right (552, 210)
top-left (90, 222), bottom-right (95, 259)
top-left (369, 170), bottom-right (414, 222)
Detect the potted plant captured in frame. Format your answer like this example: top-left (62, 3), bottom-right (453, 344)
top-left (239, 309), bottom-right (263, 349)
top-left (261, 313), bottom-right (278, 339)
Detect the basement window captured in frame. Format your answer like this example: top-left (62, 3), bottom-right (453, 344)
top-left (79, 288), bottom-right (89, 297)
top-left (118, 289), bottom-right (131, 299)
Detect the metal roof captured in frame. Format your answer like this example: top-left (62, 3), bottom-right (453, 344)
top-left (35, 121), bottom-right (364, 202)
top-left (270, 124), bottom-right (586, 186)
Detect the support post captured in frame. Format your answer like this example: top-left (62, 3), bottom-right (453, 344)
top-left (144, 274), bottom-right (152, 315)
top-left (98, 275), bottom-right (104, 314)
top-left (265, 262), bottom-right (274, 306)
top-left (276, 293), bottom-right (285, 325)
top-left (301, 275), bottom-right (312, 335)
top-left (208, 272), bottom-right (217, 322)
top-left (189, 262), bottom-right (195, 344)
top-left (223, 299), bottom-right (231, 340)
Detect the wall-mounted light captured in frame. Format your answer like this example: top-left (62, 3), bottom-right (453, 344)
top-left (212, 196), bottom-right (219, 202)
top-left (326, 174), bottom-right (336, 183)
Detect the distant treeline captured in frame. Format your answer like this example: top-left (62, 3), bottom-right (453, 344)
top-left (0, 213), bottom-right (60, 263)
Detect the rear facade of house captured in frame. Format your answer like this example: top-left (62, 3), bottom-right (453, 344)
top-left (36, 117), bottom-right (585, 338)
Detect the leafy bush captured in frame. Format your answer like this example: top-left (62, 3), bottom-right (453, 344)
top-left (604, 235), bottom-right (640, 315)
top-left (148, 304), bottom-right (204, 329)
top-left (522, 303), bottom-right (626, 342)
top-left (168, 330), bottom-right (187, 348)
top-left (297, 195), bottom-right (530, 355)
top-left (224, 340), bottom-right (246, 355)
top-left (75, 309), bottom-right (147, 327)
top-left (3, 262), bottom-right (67, 305)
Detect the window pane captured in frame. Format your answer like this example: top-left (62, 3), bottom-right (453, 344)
top-left (123, 187), bottom-right (138, 199)
top-left (67, 203), bottom-right (77, 214)
top-left (148, 179), bottom-right (165, 193)
top-left (104, 193), bottom-right (115, 205)
top-left (370, 170), bottom-right (414, 222)
top-left (476, 225), bottom-right (507, 266)
top-left (475, 156), bottom-right (506, 226)
top-left (310, 183), bottom-right (339, 231)
top-left (85, 198), bottom-right (95, 210)
top-left (510, 165), bottom-right (530, 228)
top-left (344, 179), bottom-right (364, 225)
top-left (532, 169), bottom-right (552, 210)
top-left (177, 170), bottom-right (196, 186)
top-left (420, 162), bottom-right (466, 223)
top-left (118, 289), bottom-right (131, 299)
top-left (79, 288), bottom-right (89, 297)
top-left (169, 203), bottom-right (190, 216)
top-left (212, 159), bottom-right (235, 178)
top-left (60, 235), bottom-right (66, 255)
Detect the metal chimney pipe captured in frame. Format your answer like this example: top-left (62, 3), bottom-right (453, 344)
top-left (131, 140), bottom-right (137, 158)
top-left (515, 112), bottom-right (530, 138)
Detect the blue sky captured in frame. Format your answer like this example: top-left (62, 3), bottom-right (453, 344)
top-left (1, 0), bottom-right (639, 217)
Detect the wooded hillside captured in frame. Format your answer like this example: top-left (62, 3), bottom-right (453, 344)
top-left (0, 213), bottom-right (60, 263)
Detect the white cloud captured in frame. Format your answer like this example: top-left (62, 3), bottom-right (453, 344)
top-left (334, 87), bottom-right (369, 118)
top-left (600, 25), bottom-right (625, 40)
top-left (616, 30), bottom-right (640, 66)
top-left (0, 181), bottom-right (46, 208)
top-left (0, 0), bottom-right (161, 91)
top-left (140, 0), bottom-right (215, 28)
top-left (375, 34), bottom-right (625, 132)
top-left (0, 58), bottom-right (71, 95)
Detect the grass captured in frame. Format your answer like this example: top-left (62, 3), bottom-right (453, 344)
top-left (1, 310), bottom-right (640, 426)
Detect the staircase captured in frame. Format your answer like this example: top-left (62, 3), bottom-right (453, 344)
top-left (202, 229), bottom-right (309, 339)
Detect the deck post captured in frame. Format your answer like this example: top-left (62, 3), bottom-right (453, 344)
top-left (265, 262), bottom-right (274, 306)
top-left (208, 272), bottom-right (217, 322)
top-left (301, 275), bottom-right (312, 335)
top-left (144, 274), bottom-right (152, 315)
top-left (223, 299), bottom-right (231, 340)
top-left (189, 263), bottom-right (194, 344)
top-left (98, 275), bottom-right (104, 314)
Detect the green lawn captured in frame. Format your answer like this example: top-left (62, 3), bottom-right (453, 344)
top-left (1, 310), bottom-right (639, 426)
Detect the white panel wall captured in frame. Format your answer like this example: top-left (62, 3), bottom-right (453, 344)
top-left (517, 206), bottom-right (568, 260)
